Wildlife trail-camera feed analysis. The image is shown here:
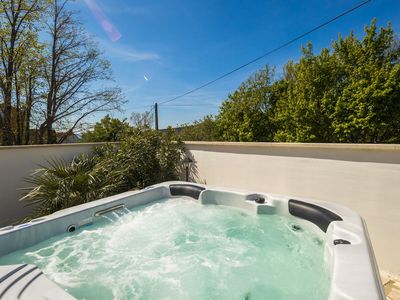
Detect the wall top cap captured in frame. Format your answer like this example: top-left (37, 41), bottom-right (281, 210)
top-left (183, 141), bottom-right (400, 151)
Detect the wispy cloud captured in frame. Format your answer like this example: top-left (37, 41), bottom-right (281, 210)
top-left (99, 39), bottom-right (160, 62)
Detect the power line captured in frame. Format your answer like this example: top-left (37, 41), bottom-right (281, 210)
top-left (159, 0), bottom-right (371, 106)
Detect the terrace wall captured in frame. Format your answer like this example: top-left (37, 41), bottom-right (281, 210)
top-left (184, 142), bottom-right (400, 275)
top-left (0, 143), bottom-right (106, 227)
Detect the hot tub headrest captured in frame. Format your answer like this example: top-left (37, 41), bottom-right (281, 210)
top-left (169, 184), bottom-right (205, 200)
top-left (288, 199), bottom-right (343, 232)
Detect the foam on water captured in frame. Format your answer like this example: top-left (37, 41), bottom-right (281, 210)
top-left (0, 198), bottom-right (331, 299)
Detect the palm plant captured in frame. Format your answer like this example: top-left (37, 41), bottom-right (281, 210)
top-left (20, 154), bottom-right (126, 219)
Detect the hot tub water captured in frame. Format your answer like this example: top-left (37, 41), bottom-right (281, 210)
top-left (0, 197), bottom-right (330, 299)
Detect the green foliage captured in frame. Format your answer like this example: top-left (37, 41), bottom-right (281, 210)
top-left (178, 115), bottom-right (220, 141)
top-left (97, 127), bottom-right (185, 189)
top-left (0, 0), bottom-right (48, 145)
top-left (21, 129), bottom-right (185, 218)
top-left (20, 154), bottom-right (127, 219)
top-left (273, 45), bottom-right (340, 142)
top-left (331, 20), bottom-right (400, 142)
top-left (82, 115), bottom-right (130, 142)
top-left (217, 66), bottom-right (278, 141)
top-left (213, 19), bottom-right (400, 143)
top-left (0, 0), bottom-right (123, 145)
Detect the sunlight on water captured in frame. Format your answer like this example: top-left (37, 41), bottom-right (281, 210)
top-left (0, 198), bottom-right (330, 299)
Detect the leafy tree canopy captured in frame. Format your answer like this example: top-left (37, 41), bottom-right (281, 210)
top-left (178, 19), bottom-right (400, 144)
top-left (178, 115), bottom-right (220, 141)
top-left (82, 115), bottom-right (130, 142)
top-left (217, 65), bottom-right (279, 142)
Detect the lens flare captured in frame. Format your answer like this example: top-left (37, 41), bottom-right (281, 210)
top-left (83, 0), bottom-right (122, 42)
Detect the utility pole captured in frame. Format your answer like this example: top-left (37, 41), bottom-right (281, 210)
top-left (154, 102), bottom-right (159, 130)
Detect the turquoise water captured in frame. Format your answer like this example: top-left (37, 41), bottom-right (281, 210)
top-left (0, 198), bottom-right (330, 299)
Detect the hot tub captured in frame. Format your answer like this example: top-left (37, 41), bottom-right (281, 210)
top-left (0, 182), bottom-right (384, 299)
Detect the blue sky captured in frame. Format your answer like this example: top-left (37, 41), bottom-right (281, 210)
top-left (73, 0), bottom-right (400, 128)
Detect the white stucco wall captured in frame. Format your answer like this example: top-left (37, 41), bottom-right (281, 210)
top-left (184, 142), bottom-right (400, 275)
top-left (0, 143), bottom-right (106, 227)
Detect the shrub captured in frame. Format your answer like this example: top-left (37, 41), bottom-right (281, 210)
top-left (21, 128), bottom-right (185, 218)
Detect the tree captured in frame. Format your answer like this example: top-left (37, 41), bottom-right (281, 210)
top-left (272, 19), bottom-right (400, 143)
top-left (273, 44), bottom-right (339, 142)
top-left (130, 111), bottom-right (153, 129)
top-left (82, 115), bottom-right (129, 142)
top-left (178, 115), bottom-right (220, 141)
top-left (0, 0), bottom-right (46, 145)
top-left (0, 0), bottom-right (123, 145)
top-left (37, 0), bottom-right (123, 144)
top-left (332, 20), bottom-right (400, 142)
top-left (217, 65), bottom-right (278, 141)
top-left (13, 36), bottom-right (45, 144)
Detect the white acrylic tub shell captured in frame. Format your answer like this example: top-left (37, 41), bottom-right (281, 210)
top-left (0, 182), bottom-right (385, 300)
